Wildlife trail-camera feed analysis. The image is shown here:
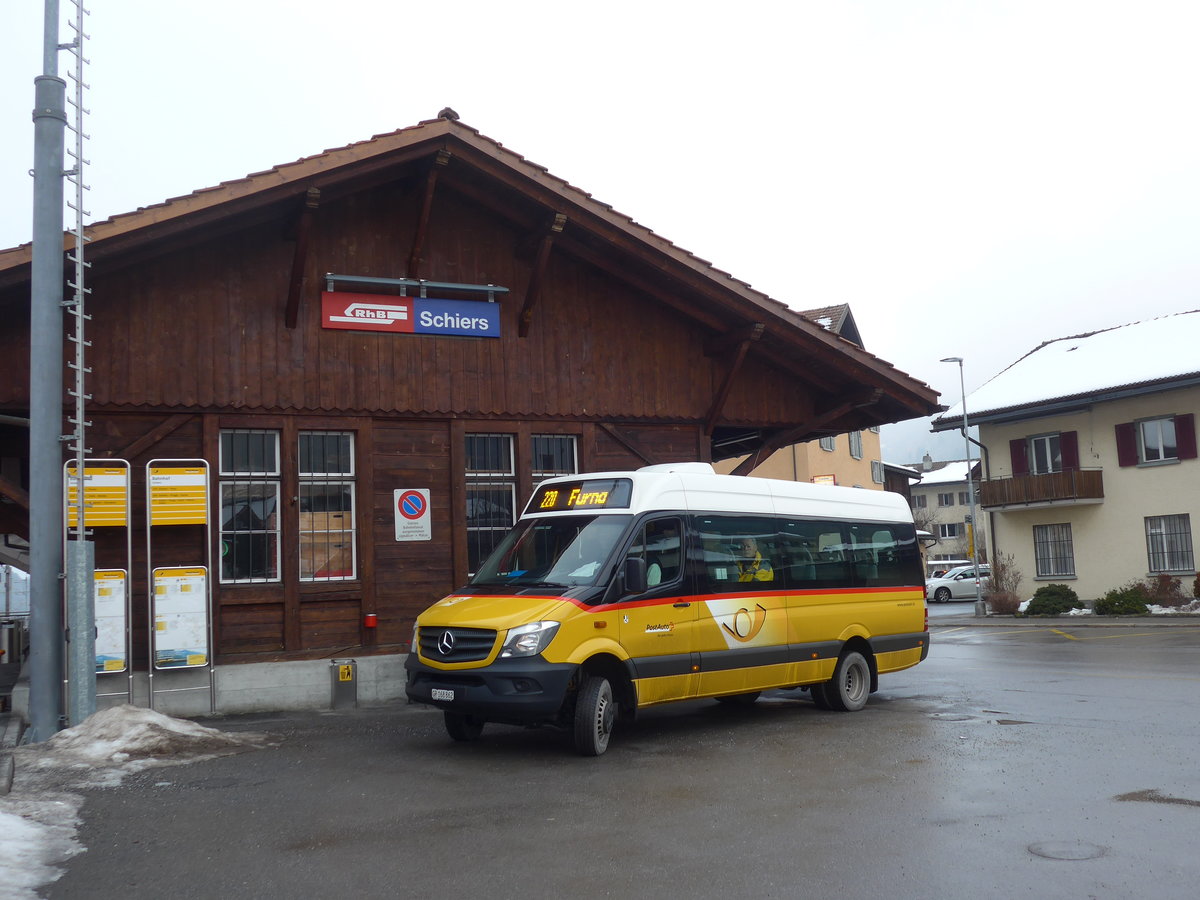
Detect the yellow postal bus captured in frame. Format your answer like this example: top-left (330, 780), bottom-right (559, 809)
top-left (406, 462), bottom-right (928, 755)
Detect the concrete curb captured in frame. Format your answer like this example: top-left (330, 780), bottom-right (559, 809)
top-left (933, 614), bottom-right (1200, 628)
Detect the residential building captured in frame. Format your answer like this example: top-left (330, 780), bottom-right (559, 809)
top-left (931, 311), bottom-right (1200, 601)
top-left (907, 456), bottom-right (987, 568)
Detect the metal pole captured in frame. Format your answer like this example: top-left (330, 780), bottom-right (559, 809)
top-left (944, 358), bottom-right (985, 616)
top-left (28, 0), bottom-right (68, 743)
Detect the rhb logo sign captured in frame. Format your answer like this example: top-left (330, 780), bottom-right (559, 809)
top-left (321, 291), bottom-right (500, 338)
top-left (322, 292), bottom-right (412, 333)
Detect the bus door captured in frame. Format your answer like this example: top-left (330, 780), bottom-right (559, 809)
top-left (617, 516), bottom-right (698, 705)
top-left (692, 516), bottom-right (791, 696)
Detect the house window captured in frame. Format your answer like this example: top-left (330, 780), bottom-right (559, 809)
top-left (531, 435), bottom-right (577, 478)
top-left (871, 460), bottom-right (885, 484)
top-left (849, 431), bottom-right (863, 460)
top-left (938, 523), bottom-right (961, 539)
top-left (819, 435), bottom-right (836, 452)
top-left (465, 434), bottom-right (516, 575)
top-left (937, 492), bottom-right (955, 507)
top-left (1145, 514), bottom-right (1195, 573)
top-left (298, 432), bottom-right (356, 581)
top-left (1139, 417), bottom-right (1178, 463)
top-left (1033, 523), bottom-right (1075, 577)
top-left (219, 430), bottom-right (281, 583)
top-left (1029, 433), bottom-right (1062, 475)
top-left (912, 495), bottom-right (927, 509)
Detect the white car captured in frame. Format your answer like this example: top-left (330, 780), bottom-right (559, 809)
top-left (926, 564), bottom-right (990, 602)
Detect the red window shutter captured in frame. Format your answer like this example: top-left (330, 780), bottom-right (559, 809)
top-left (1176, 413), bottom-right (1197, 460)
top-left (1061, 431), bottom-right (1080, 470)
top-left (1115, 422), bottom-right (1138, 467)
top-left (1010, 438), bottom-right (1029, 476)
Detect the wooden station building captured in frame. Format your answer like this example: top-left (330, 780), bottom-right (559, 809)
top-left (0, 114), bottom-right (939, 706)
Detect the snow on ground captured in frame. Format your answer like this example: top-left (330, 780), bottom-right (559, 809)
top-left (1016, 599), bottom-right (1200, 615)
top-left (0, 705), bottom-right (272, 899)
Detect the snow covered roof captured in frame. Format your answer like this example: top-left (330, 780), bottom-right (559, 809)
top-left (913, 460), bottom-right (974, 485)
top-left (933, 311), bottom-right (1200, 428)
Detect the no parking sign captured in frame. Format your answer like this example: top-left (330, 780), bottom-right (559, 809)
top-left (394, 489), bottom-right (432, 541)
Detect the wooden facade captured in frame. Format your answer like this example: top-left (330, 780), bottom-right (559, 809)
top-left (0, 116), bottom-right (940, 669)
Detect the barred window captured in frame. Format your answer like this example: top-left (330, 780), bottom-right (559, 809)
top-left (531, 435), bottom-right (577, 478)
top-left (466, 434), bottom-right (516, 574)
top-left (1033, 523), bottom-right (1075, 577)
top-left (298, 432), bottom-right (356, 581)
top-left (1145, 514), bottom-right (1194, 573)
top-left (219, 430), bottom-right (281, 584)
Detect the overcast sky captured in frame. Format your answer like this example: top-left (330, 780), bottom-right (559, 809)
top-left (4, 1), bottom-right (1198, 463)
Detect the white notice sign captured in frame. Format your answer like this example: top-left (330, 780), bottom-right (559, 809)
top-left (394, 489), bottom-right (432, 542)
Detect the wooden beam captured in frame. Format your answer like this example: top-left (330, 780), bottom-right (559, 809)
top-left (703, 323), bottom-right (764, 435)
top-left (518, 213), bottom-right (566, 337)
top-left (598, 423), bottom-right (652, 464)
top-left (406, 149), bottom-right (452, 279)
top-left (106, 413), bottom-right (195, 461)
top-left (728, 391), bottom-right (882, 476)
top-left (704, 322), bottom-right (765, 358)
top-left (0, 473), bottom-right (29, 511)
top-left (284, 187), bottom-right (321, 329)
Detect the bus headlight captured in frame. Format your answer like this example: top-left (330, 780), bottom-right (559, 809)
top-left (500, 621), bottom-right (560, 658)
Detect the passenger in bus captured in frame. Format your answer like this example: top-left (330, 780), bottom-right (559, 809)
top-left (735, 537), bottom-right (774, 582)
top-left (646, 520), bottom-right (681, 586)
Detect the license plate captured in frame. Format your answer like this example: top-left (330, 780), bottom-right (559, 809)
top-left (431, 688), bottom-right (455, 702)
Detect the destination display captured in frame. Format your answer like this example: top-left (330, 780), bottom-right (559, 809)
top-left (528, 478), bottom-right (633, 513)
top-left (321, 291), bottom-right (500, 337)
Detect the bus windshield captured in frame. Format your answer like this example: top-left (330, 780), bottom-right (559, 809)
top-left (472, 514), bottom-right (632, 588)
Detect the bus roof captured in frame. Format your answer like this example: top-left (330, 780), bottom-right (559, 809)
top-left (526, 462), bottom-right (914, 524)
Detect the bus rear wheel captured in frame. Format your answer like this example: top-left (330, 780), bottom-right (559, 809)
top-left (825, 651), bottom-right (871, 712)
top-left (574, 675), bottom-right (615, 756)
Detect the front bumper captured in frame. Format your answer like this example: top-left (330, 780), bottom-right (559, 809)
top-left (405, 654), bottom-right (577, 724)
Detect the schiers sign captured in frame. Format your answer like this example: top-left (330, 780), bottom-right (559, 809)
top-left (321, 291), bottom-right (501, 337)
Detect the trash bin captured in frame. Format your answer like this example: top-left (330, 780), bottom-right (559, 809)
top-left (330, 658), bottom-right (357, 709)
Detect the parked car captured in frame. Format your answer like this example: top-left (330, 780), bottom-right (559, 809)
top-left (926, 564), bottom-right (990, 602)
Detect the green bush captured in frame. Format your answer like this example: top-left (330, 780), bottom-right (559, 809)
top-left (1024, 583), bottom-right (1083, 616)
top-left (1095, 583), bottom-right (1150, 616)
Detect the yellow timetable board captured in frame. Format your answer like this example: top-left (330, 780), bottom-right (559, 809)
top-left (148, 467), bottom-right (208, 526)
top-left (66, 466), bottom-right (130, 528)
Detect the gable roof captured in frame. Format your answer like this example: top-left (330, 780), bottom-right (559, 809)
top-left (801, 303), bottom-right (864, 348)
top-left (932, 310), bottom-right (1200, 430)
top-left (1, 116), bottom-right (939, 434)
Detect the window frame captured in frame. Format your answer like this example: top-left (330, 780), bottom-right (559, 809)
top-left (218, 429), bottom-right (282, 585)
top-left (1028, 432), bottom-right (1062, 475)
top-left (297, 431), bottom-right (357, 583)
top-left (1138, 416), bottom-right (1178, 465)
top-left (1145, 514), bottom-right (1195, 574)
top-left (1033, 523), bottom-right (1075, 577)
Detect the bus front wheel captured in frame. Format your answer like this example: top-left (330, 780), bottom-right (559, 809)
top-left (826, 651), bottom-right (871, 712)
top-left (444, 711), bottom-right (485, 741)
top-left (574, 675), bottom-right (615, 756)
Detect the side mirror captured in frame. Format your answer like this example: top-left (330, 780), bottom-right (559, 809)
top-left (623, 557), bottom-right (647, 595)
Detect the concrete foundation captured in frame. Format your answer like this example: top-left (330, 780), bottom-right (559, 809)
top-left (10, 653), bottom-right (410, 723)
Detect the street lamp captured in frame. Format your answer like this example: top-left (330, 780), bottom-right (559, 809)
top-left (940, 356), bottom-right (986, 617)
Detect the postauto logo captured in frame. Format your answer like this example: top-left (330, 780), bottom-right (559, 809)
top-left (321, 291), bottom-right (500, 337)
